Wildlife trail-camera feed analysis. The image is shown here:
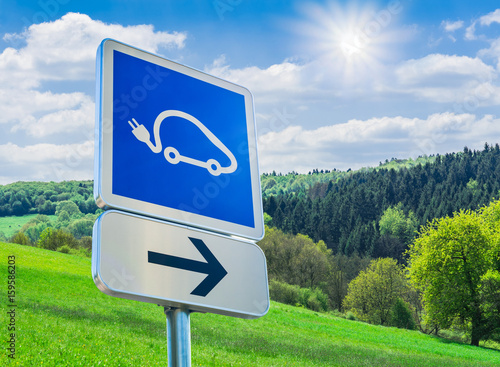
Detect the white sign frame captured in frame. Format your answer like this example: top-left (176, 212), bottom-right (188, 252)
top-left (94, 39), bottom-right (264, 240)
top-left (92, 210), bottom-right (270, 318)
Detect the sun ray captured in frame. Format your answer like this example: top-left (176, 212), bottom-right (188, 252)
top-left (294, 1), bottom-right (402, 85)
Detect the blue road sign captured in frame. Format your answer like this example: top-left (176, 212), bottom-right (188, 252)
top-left (95, 39), bottom-right (264, 240)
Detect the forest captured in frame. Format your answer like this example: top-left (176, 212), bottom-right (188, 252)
top-left (263, 144), bottom-right (500, 258)
top-left (2, 144), bottom-right (500, 345)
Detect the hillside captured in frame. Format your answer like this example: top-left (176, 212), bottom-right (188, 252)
top-left (1, 241), bottom-right (499, 366)
top-left (0, 180), bottom-right (96, 217)
top-left (260, 155), bottom-right (436, 198)
top-left (264, 145), bottom-right (500, 256)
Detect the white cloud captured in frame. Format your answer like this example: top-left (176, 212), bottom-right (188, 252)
top-left (0, 12), bottom-right (187, 137)
top-left (0, 12), bottom-right (186, 88)
top-left (479, 38), bottom-right (500, 71)
top-left (442, 20), bottom-right (464, 32)
top-left (11, 96), bottom-right (94, 138)
top-left (206, 57), bottom-right (319, 104)
top-left (257, 113), bottom-right (500, 173)
top-left (464, 9), bottom-right (500, 41)
top-left (396, 54), bottom-right (495, 84)
top-left (388, 54), bottom-right (499, 104)
top-left (0, 140), bottom-right (94, 184)
top-left (479, 9), bottom-right (500, 26)
top-left (0, 89), bottom-right (88, 124)
top-left (465, 22), bottom-right (476, 40)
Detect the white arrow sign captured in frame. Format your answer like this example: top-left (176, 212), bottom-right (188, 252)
top-left (92, 210), bottom-right (269, 318)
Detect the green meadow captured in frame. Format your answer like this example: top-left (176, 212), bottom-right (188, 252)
top-left (0, 214), bottom-right (57, 239)
top-left (1, 241), bottom-right (498, 366)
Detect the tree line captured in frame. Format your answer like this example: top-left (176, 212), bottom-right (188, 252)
top-left (0, 180), bottom-right (97, 217)
top-left (264, 145), bottom-right (500, 258)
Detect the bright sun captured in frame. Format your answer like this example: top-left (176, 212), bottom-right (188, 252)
top-left (296, 1), bottom-right (401, 83)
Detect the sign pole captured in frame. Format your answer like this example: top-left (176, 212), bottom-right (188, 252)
top-left (165, 307), bottom-right (191, 367)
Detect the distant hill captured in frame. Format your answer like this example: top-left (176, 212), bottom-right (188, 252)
top-left (263, 144), bottom-right (500, 256)
top-left (261, 155), bottom-right (435, 198)
top-left (0, 153), bottom-right (434, 217)
top-left (0, 180), bottom-right (96, 217)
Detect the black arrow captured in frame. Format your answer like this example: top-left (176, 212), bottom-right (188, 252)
top-left (147, 237), bottom-right (227, 297)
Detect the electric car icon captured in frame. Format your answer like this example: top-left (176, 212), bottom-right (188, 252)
top-left (127, 110), bottom-right (237, 176)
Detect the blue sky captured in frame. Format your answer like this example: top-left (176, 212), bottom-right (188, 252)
top-left (1, 0), bottom-right (500, 183)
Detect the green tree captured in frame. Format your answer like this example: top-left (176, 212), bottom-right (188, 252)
top-left (326, 254), bottom-right (370, 312)
top-left (258, 226), bottom-right (332, 289)
top-left (10, 232), bottom-right (31, 246)
top-left (263, 213), bottom-right (272, 225)
top-left (390, 297), bottom-right (416, 330)
top-left (379, 203), bottom-right (418, 243)
top-left (38, 228), bottom-right (78, 251)
top-left (292, 236), bottom-right (331, 288)
top-left (55, 200), bottom-right (82, 218)
top-left (378, 203), bottom-right (418, 261)
top-left (343, 258), bottom-right (407, 325)
top-left (67, 218), bottom-right (94, 239)
top-left (407, 207), bottom-right (500, 346)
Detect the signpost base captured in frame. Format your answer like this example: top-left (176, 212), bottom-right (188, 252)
top-left (165, 307), bottom-right (191, 367)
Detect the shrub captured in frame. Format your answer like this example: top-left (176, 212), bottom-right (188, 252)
top-left (38, 228), bottom-right (78, 251)
top-left (346, 311), bottom-right (357, 321)
top-left (79, 236), bottom-right (92, 250)
top-left (269, 279), bottom-right (300, 306)
top-left (57, 245), bottom-right (71, 254)
top-left (269, 279), bottom-right (329, 312)
top-left (390, 298), bottom-right (416, 330)
top-left (299, 287), bottom-right (329, 312)
top-left (10, 232), bottom-right (31, 246)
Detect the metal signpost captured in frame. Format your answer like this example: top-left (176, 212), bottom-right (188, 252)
top-left (92, 39), bottom-right (269, 366)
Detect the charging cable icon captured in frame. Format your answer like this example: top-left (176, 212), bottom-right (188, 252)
top-left (128, 110), bottom-right (237, 176)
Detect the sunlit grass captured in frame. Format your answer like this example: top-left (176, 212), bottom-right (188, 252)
top-left (1, 241), bottom-right (498, 366)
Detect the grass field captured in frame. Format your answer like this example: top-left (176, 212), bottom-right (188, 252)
top-left (1, 241), bottom-right (499, 366)
top-left (0, 214), bottom-right (57, 238)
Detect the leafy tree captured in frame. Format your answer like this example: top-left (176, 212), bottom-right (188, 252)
top-left (38, 228), bottom-right (78, 251)
top-left (379, 203), bottom-right (418, 243)
top-left (343, 258), bottom-right (407, 325)
top-left (67, 218), bottom-right (94, 239)
top-left (377, 203), bottom-right (418, 262)
top-left (11, 200), bottom-right (26, 216)
top-left (10, 232), bottom-right (31, 246)
top-left (390, 297), bottom-right (416, 330)
top-left (258, 226), bottom-right (331, 289)
top-left (55, 200), bottom-right (82, 218)
top-left (292, 237), bottom-right (331, 288)
top-left (407, 207), bottom-right (500, 346)
top-left (263, 213), bottom-right (272, 225)
top-left (327, 254), bottom-right (370, 311)
top-left (56, 210), bottom-right (71, 227)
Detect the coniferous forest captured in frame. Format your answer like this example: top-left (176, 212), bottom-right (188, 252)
top-left (263, 144), bottom-right (500, 258)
